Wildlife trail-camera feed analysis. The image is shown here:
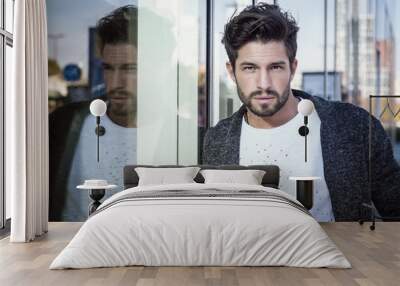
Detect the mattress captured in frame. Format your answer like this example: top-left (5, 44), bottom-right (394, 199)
top-left (50, 183), bottom-right (351, 269)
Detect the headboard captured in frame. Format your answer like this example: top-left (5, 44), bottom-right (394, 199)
top-left (123, 165), bottom-right (280, 189)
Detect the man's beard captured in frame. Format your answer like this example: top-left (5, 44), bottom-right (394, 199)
top-left (107, 89), bottom-right (136, 117)
top-left (109, 103), bottom-right (136, 117)
top-left (237, 83), bottom-right (291, 117)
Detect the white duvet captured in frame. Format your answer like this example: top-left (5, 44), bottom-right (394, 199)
top-left (50, 183), bottom-right (351, 269)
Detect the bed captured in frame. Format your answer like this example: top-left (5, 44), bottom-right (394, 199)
top-left (50, 165), bottom-right (351, 269)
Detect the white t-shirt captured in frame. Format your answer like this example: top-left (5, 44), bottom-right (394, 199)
top-left (62, 114), bottom-right (137, 221)
top-left (239, 106), bottom-right (335, 222)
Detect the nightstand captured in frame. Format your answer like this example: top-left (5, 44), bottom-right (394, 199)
top-left (77, 181), bottom-right (117, 215)
top-left (289, 176), bottom-right (321, 210)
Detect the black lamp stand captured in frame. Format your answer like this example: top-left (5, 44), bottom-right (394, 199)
top-left (94, 116), bottom-right (106, 162)
top-left (298, 116), bottom-right (309, 162)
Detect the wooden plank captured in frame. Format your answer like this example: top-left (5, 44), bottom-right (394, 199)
top-left (0, 222), bottom-right (399, 286)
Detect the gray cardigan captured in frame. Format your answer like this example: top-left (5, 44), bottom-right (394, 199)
top-left (202, 90), bottom-right (400, 221)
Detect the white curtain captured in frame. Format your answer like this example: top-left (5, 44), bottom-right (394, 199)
top-left (7, 0), bottom-right (49, 242)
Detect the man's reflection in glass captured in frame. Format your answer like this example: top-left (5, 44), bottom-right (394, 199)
top-left (49, 5), bottom-right (137, 221)
top-left (97, 6), bottom-right (137, 128)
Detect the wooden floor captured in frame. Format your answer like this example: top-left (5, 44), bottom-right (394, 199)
top-left (0, 222), bottom-right (399, 286)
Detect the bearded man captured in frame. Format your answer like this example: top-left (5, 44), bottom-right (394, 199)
top-left (202, 3), bottom-right (400, 222)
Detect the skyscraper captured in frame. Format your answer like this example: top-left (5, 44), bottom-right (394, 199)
top-left (335, 0), bottom-right (396, 117)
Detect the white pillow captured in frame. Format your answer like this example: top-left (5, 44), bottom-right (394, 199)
top-left (200, 169), bottom-right (266, 185)
top-left (135, 167), bottom-right (200, 186)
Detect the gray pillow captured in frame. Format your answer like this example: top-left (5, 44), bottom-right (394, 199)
top-left (200, 169), bottom-right (266, 185)
top-left (135, 167), bottom-right (201, 186)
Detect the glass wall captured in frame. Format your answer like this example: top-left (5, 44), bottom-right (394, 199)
top-left (137, 0), bottom-right (200, 165)
top-left (276, 0), bottom-right (333, 94)
top-left (47, 0), bottom-right (206, 221)
top-left (262, 0), bottom-right (400, 161)
top-left (47, 0), bottom-right (400, 222)
top-left (0, 3), bottom-right (3, 230)
top-left (211, 0), bottom-right (252, 124)
top-left (5, 0), bottom-right (13, 33)
top-left (1, 0), bottom-right (14, 229)
top-left (4, 44), bottom-right (12, 221)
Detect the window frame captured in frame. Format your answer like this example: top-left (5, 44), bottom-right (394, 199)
top-left (0, 0), bottom-right (14, 231)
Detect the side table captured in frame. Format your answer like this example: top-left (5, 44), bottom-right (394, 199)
top-left (77, 182), bottom-right (117, 215)
top-left (289, 176), bottom-right (320, 210)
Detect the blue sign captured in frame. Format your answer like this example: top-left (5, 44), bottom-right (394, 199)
top-left (63, 64), bottom-right (82, 82)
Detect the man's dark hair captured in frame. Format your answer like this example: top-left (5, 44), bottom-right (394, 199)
top-left (96, 5), bottom-right (138, 53)
top-left (222, 3), bottom-right (299, 70)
